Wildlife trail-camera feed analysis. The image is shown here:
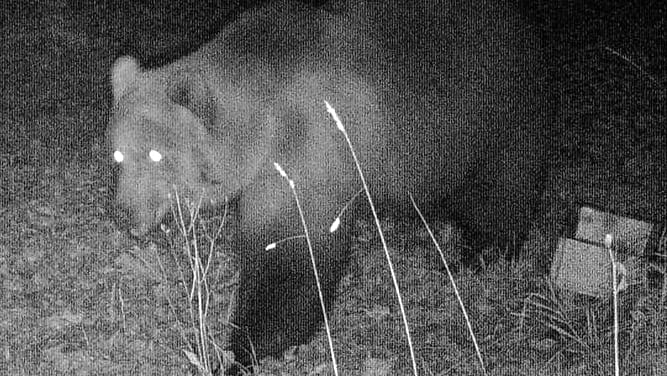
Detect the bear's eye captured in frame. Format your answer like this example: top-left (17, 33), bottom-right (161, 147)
top-left (113, 150), bottom-right (124, 163)
top-left (149, 149), bottom-right (163, 163)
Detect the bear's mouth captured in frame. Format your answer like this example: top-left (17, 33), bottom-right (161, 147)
top-left (129, 200), bottom-right (172, 237)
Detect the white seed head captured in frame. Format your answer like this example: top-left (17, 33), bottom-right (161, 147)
top-left (604, 233), bottom-right (614, 249)
top-left (329, 217), bottom-right (340, 233)
top-left (149, 149), bottom-right (162, 162)
top-left (113, 150), bottom-right (124, 163)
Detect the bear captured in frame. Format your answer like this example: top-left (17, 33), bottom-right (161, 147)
top-left (108, 0), bottom-right (549, 372)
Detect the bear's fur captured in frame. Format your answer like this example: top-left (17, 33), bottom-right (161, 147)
top-left (109, 0), bottom-right (549, 370)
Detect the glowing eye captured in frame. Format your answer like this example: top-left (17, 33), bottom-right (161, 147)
top-left (149, 149), bottom-right (162, 162)
top-left (113, 150), bottom-right (124, 163)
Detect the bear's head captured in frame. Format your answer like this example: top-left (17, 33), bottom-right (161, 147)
top-left (109, 56), bottom-right (274, 236)
top-left (109, 57), bottom-right (213, 236)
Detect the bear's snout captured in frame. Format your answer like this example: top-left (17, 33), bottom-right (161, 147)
top-left (111, 200), bottom-right (142, 236)
top-left (111, 187), bottom-right (172, 238)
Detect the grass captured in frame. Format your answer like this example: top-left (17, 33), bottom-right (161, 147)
top-left (1, 152), bottom-right (666, 375)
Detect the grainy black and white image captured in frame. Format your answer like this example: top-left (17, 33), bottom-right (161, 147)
top-left (1, 0), bottom-right (666, 375)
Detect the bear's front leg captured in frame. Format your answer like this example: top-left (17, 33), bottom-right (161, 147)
top-left (228, 176), bottom-right (352, 371)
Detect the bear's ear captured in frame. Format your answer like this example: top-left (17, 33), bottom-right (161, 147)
top-left (111, 56), bottom-right (141, 101)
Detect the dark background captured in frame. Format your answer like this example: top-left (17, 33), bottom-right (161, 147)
top-left (1, 0), bottom-right (665, 161)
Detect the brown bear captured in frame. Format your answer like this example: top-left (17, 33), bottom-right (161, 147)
top-left (109, 0), bottom-right (549, 372)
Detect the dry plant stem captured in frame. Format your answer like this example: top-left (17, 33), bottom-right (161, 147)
top-left (408, 193), bottom-right (487, 376)
top-left (172, 188), bottom-right (212, 373)
top-left (661, 266), bottom-right (667, 317)
top-left (604, 46), bottom-right (661, 88)
top-left (162, 222), bottom-right (197, 352)
top-left (156, 247), bottom-right (192, 347)
top-left (192, 217), bottom-right (210, 373)
top-left (171, 187), bottom-right (196, 295)
top-left (201, 200), bottom-right (228, 281)
top-left (119, 285), bottom-right (127, 333)
top-left (334, 188), bottom-right (364, 221)
top-left (273, 162), bottom-right (339, 376)
top-left (172, 189), bottom-right (202, 359)
top-left (659, 227), bottom-right (667, 315)
top-left (325, 101), bottom-right (418, 376)
top-left (605, 234), bottom-right (620, 376)
top-left (148, 188), bottom-right (228, 372)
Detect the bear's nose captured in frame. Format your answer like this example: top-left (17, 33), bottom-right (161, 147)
top-left (110, 202), bottom-right (160, 239)
top-left (110, 200), bottom-right (138, 235)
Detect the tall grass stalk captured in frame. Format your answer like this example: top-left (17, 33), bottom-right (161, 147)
top-left (605, 234), bottom-right (620, 376)
top-left (326, 101), bottom-right (418, 376)
top-left (273, 162), bottom-right (339, 376)
top-left (408, 193), bottom-right (488, 376)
